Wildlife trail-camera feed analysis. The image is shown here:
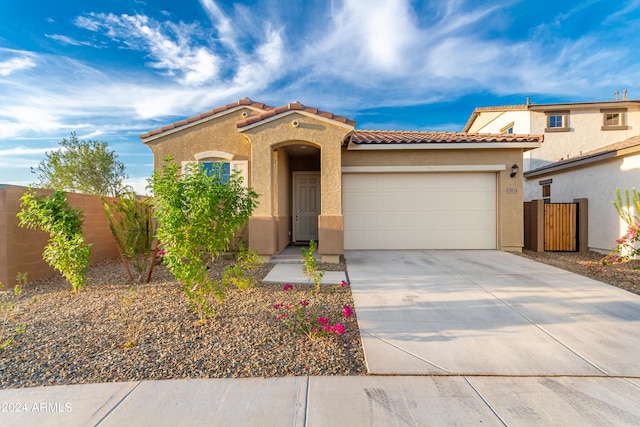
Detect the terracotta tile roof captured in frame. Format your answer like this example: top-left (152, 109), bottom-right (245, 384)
top-left (140, 98), bottom-right (273, 139)
top-left (348, 130), bottom-right (543, 145)
top-left (236, 101), bottom-right (356, 128)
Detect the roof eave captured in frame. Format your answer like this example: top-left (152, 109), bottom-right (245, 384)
top-left (237, 110), bottom-right (355, 132)
top-left (141, 105), bottom-right (266, 143)
top-left (524, 144), bottom-right (640, 178)
top-left (347, 142), bottom-right (542, 150)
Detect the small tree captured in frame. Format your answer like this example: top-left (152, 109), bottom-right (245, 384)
top-left (103, 191), bottom-right (156, 283)
top-left (31, 132), bottom-right (127, 197)
top-left (149, 158), bottom-right (258, 322)
top-left (17, 190), bottom-right (91, 292)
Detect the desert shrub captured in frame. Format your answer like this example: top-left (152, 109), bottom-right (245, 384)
top-left (149, 158), bottom-right (258, 322)
top-left (17, 190), bottom-right (91, 292)
top-left (224, 244), bottom-right (263, 290)
top-left (103, 191), bottom-right (156, 283)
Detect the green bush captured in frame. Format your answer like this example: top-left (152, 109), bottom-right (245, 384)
top-left (149, 158), bottom-right (258, 322)
top-left (224, 244), bottom-right (263, 290)
top-left (103, 191), bottom-right (156, 283)
top-left (17, 190), bottom-right (91, 292)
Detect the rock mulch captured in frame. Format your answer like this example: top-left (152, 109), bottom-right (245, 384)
top-left (517, 250), bottom-right (639, 296)
top-left (0, 257), bottom-right (366, 389)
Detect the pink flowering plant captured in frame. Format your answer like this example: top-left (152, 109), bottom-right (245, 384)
top-left (607, 188), bottom-right (640, 261)
top-left (273, 281), bottom-right (354, 338)
top-left (585, 188), bottom-right (640, 273)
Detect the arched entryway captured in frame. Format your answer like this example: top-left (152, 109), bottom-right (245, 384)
top-left (273, 142), bottom-right (321, 249)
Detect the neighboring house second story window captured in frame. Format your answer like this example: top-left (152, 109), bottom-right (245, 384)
top-left (545, 111), bottom-right (569, 132)
top-left (500, 122), bottom-right (515, 134)
top-left (601, 108), bottom-right (628, 130)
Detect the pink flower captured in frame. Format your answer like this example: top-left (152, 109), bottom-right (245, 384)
top-left (273, 303), bottom-right (283, 310)
top-left (317, 317), bottom-right (328, 325)
top-left (300, 300), bottom-right (310, 307)
top-left (331, 323), bottom-right (345, 335)
top-left (322, 324), bottom-right (331, 332)
top-left (341, 280), bottom-right (348, 288)
top-left (283, 283), bottom-right (293, 291)
top-left (277, 313), bottom-right (287, 321)
top-left (341, 305), bottom-right (353, 318)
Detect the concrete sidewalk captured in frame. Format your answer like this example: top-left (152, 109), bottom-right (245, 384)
top-left (3, 375), bottom-right (640, 426)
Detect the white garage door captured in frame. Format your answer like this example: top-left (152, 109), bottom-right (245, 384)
top-left (343, 172), bottom-right (496, 249)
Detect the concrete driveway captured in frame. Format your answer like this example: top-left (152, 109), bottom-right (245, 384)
top-left (346, 250), bottom-right (640, 377)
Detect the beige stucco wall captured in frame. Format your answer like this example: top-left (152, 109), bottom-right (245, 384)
top-left (342, 148), bottom-right (527, 251)
top-left (0, 185), bottom-right (120, 287)
top-left (468, 110), bottom-right (531, 134)
top-left (144, 109), bottom-right (253, 174)
top-left (528, 106), bottom-right (640, 170)
top-left (242, 113), bottom-right (352, 259)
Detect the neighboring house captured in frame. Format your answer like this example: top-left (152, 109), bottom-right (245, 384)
top-left (463, 96), bottom-right (640, 253)
top-left (141, 98), bottom-right (542, 262)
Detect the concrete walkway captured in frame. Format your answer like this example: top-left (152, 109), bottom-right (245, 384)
top-left (3, 250), bottom-right (640, 426)
top-left (263, 245), bottom-right (347, 285)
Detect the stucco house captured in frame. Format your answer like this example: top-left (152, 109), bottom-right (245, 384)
top-left (463, 96), bottom-right (640, 253)
top-left (141, 98), bottom-right (542, 262)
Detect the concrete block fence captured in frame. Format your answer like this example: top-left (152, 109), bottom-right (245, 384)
top-left (0, 185), bottom-right (120, 287)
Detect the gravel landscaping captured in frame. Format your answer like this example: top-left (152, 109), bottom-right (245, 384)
top-left (0, 256), bottom-right (366, 389)
top-left (517, 250), bottom-right (640, 296)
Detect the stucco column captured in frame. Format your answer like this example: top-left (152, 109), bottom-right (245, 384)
top-left (248, 138), bottom-right (277, 257)
top-left (318, 138), bottom-right (344, 262)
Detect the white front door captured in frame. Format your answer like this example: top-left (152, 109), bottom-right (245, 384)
top-left (293, 172), bottom-right (320, 242)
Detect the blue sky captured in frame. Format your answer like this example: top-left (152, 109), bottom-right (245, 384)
top-left (1, 0), bottom-right (639, 193)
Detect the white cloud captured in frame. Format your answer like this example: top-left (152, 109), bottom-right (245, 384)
top-left (305, 0), bottom-right (421, 77)
top-left (0, 56), bottom-right (36, 76)
top-left (45, 34), bottom-right (96, 47)
top-left (75, 13), bottom-right (220, 86)
top-left (0, 146), bottom-right (59, 156)
top-left (199, 0), bottom-right (240, 54)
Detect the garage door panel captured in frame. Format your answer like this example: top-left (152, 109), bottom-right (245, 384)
top-left (343, 172), bottom-right (496, 249)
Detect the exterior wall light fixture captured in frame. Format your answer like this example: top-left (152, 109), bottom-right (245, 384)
top-left (510, 164), bottom-right (519, 178)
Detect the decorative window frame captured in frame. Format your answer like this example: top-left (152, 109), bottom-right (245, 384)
top-left (600, 108), bottom-right (628, 130)
top-left (544, 111), bottom-right (569, 132)
top-left (182, 151), bottom-right (249, 187)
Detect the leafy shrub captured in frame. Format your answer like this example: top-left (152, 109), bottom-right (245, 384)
top-left (17, 190), bottom-right (91, 292)
top-left (103, 191), bottom-right (156, 283)
top-left (149, 158), bottom-right (258, 322)
top-left (224, 244), bottom-right (263, 290)
top-left (301, 240), bottom-right (324, 293)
